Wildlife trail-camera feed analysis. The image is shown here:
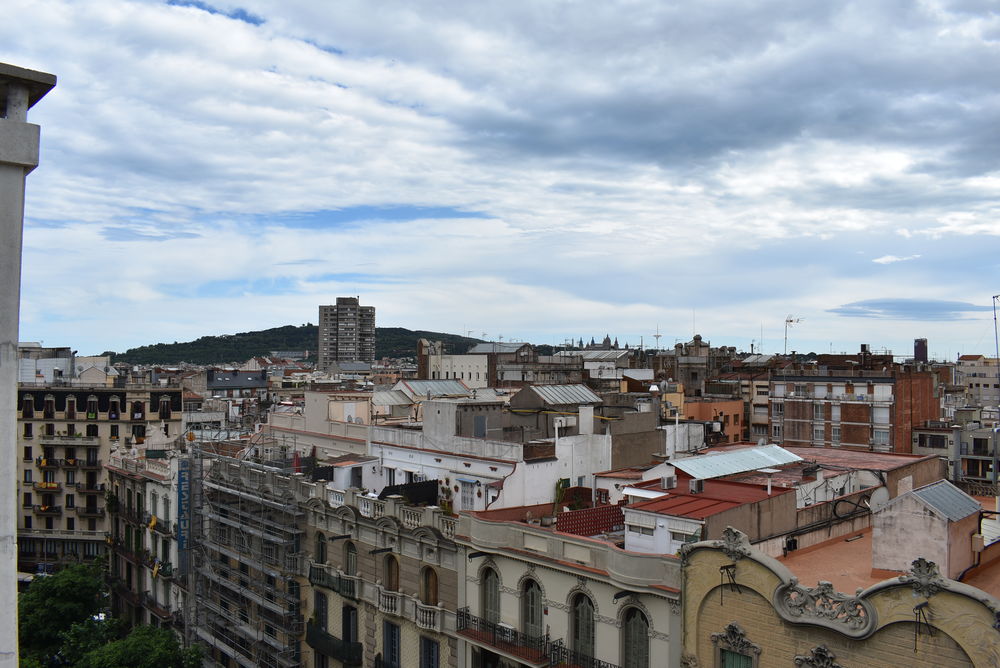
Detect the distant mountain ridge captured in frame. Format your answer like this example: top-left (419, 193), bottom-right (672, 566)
top-left (101, 325), bottom-right (484, 365)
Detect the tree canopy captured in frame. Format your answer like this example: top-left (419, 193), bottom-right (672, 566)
top-left (18, 564), bottom-right (104, 656)
top-left (74, 625), bottom-right (200, 668)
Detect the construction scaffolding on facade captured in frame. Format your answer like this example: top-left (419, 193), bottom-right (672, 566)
top-left (188, 434), bottom-right (314, 667)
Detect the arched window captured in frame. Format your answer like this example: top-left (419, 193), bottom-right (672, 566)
top-left (522, 579), bottom-right (544, 639)
top-left (622, 607), bottom-right (649, 668)
top-left (315, 533), bottom-right (327, 563)
top-left (21, 395), bottom-right (34, 418)
top-left (86, 395), bottom-right (99, 419)
top-left (65, 396), bottom-right (77, 420)
top-left (421, 567), bottom-right (438, 606)
top-left (344, 542), bottom-right (357, 575)
top-left (108, 397), bottom-right (120, 420)
top-left (571, 593), bottom-right (595, 659)
top-left (131, 401), bottom-right (144, 420)
top-left (384, 555), bottom-right (399, 592)
top-left (158, 396), bottom-right (171, 420)
top-left (43, 395), bottom-right (55, 419)
top-left (481, 567), bottom-right (500, 624)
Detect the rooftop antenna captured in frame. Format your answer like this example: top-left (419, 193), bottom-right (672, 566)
top-left (653, 325), bottom-right (662, 351)
top-left (784, 315), bottom-right (802, 356)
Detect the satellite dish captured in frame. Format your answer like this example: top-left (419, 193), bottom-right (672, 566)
top-left (866, 487), bottom-right (890, 512)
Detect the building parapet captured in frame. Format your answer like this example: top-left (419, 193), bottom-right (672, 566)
top-left (372, 424), bottom-right (522, 461)
top-left (459, 514), bottom-right (681, 592)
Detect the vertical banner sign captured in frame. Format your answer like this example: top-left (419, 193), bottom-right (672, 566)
top-left (177, 458), bottom-right (191, 574)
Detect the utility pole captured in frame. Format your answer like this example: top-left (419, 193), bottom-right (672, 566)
top-left (0, 63), bottom-right (56, 666)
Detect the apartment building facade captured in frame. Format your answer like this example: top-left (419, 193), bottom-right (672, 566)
top-left (302, 487), bottom-right (459, 668)
top-left (957, 354), bottom-right (1000, 408)
top-left (106, 450), bottom-right (187, 630)
top-left (769, 362), bottom-right (938, 454)
top-left (16, 376), bottom-right (182, 573)
top-left (456, 508), bottom-right (681, 668)
top-left (318, 297), bottom-right (376, 370)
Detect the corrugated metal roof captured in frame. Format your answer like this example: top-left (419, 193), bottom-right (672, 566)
top-left (395, 379), bottom-right (470, 399)
top-left (372, 390), bottom-right (411, 406)
top-left (672, 445), bottom-right (802, 480)
top-left (911, 480), bottom-right (980, 522)
top-left (530, 384), bottom-right (601, 406)
top-left (467, 342), bottom-right (530, 354)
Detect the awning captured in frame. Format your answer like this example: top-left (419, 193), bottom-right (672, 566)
top-left (622, 487), bottom-right (669, 499)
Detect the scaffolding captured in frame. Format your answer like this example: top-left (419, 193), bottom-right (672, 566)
top-left (188, 438), bottom-right (307, 668)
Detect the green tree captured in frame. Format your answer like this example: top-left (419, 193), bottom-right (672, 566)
top-left (58, 617), bottom-right (127, 665)
top-left (76, 625), bottom-right (201, 668)
top-left (18, 563), bottom-right (104, 659)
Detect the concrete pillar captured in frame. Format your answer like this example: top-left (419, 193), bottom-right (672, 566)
top-left (0, 63), bottom-right (55, 666)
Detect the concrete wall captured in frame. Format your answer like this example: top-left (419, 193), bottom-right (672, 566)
top-left (705, 491), bottom-right (798, 543)
top-left (873, 494), bottom-right (949, 573)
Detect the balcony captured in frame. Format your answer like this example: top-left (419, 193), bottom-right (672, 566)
top-left (305, 621), bottom-right (362, 666)
top-left (150, 516), bottom-right (173, 536)
top-left (549, 640), bottom-right (621, 668)
top-left (76, 506), bottom-right (105, 518)
top-left (415, 601), bottom-right (444, 632)
top-left (457, 608), bottom-right (550, 666)
top-left (33, 505), bottom-right (62, 516)
top-left (62, 458), bottom-right (79, 469)
top-left (79, 459), bottom-right (102, 470)
top-left (377, 588), bottom-right (401, 615)
top-left (110, 578), bottom-right (142, 608)
top-left (35, 457), bottom-right (60, 469)
top-left (77, 483), bottom-right (106, 494)
top-left (33, 481), bottom-right (62, 493)
top-left (39, 435), bottom-right (100, 447)
top-left (308, 563), bottom-right (358, 599)
top-left (142, 592), bottom-right (173, 622)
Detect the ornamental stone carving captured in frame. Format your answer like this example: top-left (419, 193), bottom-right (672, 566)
top-left (679, 652), bottom-right (701, 667)
top-left (711, 622), bottom-right (760, 658)
top-left (719, 526), bottom-right (752, 561)
top-left (899, 557), bottom-right (946, 598)
top-left (794, 645), bottom-right (843, 668)
top-left (773, 578), bottom-right (875, 638)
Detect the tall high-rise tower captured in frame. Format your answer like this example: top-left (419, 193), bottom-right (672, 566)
top-left (317, 297), bottom-right (376, 369)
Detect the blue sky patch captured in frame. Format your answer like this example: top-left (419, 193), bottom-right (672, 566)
top-left (166, 0), bottom-right (264, 26)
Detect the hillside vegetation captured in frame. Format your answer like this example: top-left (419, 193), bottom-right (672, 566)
top-left (102, 324), bottom-right (483, 365)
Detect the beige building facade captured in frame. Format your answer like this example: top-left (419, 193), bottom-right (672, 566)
top-left (680, 527), bottom-right (1000, 667)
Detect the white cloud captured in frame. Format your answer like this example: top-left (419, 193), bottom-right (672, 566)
top-left (1, 0), bottom-right (998, 357)
top-left (872, 254), bottom-right (922, 264)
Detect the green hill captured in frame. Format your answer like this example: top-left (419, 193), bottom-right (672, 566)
top-left (101, 325), bottom-right (483, 365)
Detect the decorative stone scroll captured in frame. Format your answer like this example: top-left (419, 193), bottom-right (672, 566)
top-left (898, 557), bottom-right (946, 599)
top-left (794, 645), bottom-right (843, 668)
top-left (774, 578), bottom-right (875, 638)
top-left (711, 622), bottom-right (760, 659)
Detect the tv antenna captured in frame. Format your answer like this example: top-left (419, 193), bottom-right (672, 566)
top-left (784, 315), bottom-right (802, 356)
top-left (653, 325), bottom-right (662, 351)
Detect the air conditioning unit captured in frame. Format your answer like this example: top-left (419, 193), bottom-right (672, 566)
top-left (662, 475), bottom-right (677, 490)
top-left (689, 479), bottom-right (704, 494)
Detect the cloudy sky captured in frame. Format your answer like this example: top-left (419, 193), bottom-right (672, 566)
top-left (4, 0), bottom-right (999, 359)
